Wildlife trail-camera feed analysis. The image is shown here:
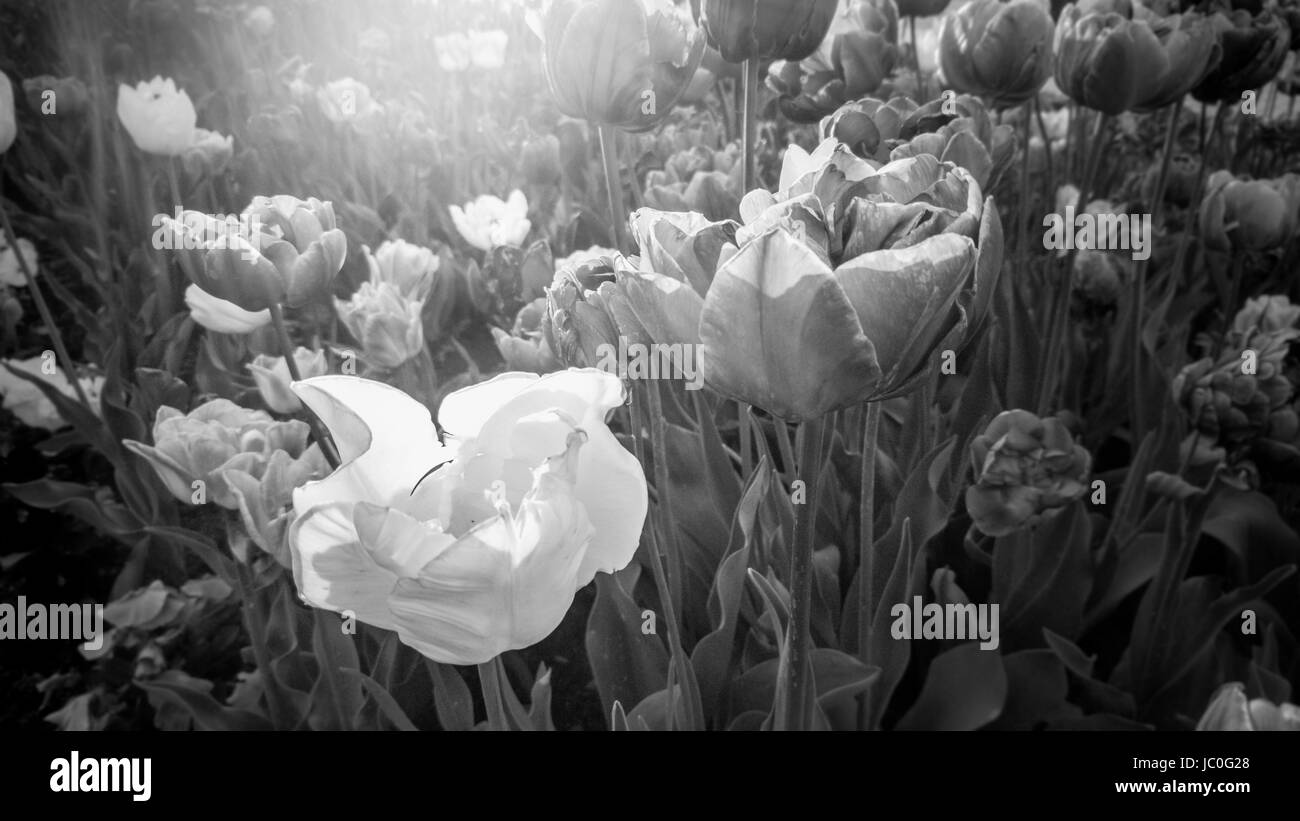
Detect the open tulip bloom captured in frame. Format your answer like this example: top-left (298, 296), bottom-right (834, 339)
top-left (288, 369), bottom-right (648, 665)
top-left (605, 141), bottom-right (1002, 421)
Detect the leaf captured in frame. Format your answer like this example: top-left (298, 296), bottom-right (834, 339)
top-left (993, 501), bottom-right (1094, 650)
top-left (139, 674), bottom-right (272, 731)
top-left (584, 566), bottom-right (669, 718)
top-left (528, 664), bottom-right (556, 731)
top-left (4, 479), bottom-right (140, 541)
top-left (309, 606), bottom-right (363, 730)
top-left (987, 649), bottom-right (1081, 730)
top-left (145, 525), bottom-right (236, 580)
top-left (425, 660), bottom-right (475, 731)
top-left (339, 669), bottom-right (417, 731)
top-left (895, 642), bottom-right (1007, 730)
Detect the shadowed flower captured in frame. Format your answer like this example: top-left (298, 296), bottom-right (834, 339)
top-left (939, 0), bottom-right (1055, 108)
top-left (1199, 170), bottom-right (1300, 252)
top-left (124, 399), bottom-right (315, 510)
top-left (1192, 9), bottom-right (1290, 103)
top-left (696, 0), bottom-right (839, 63)
top-left (966, 409), bottom-right (1092, 537)
top-left (287, 369), bottom-right (648, 664)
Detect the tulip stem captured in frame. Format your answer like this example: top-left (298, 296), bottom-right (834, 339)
top-left (1033, 99), bottom-right (1055, 225)
top-left (1037, 112), bottom-right (1109, 414)
top-left (0, 194), bottom-right (94, 412)
top-left (910, 17), bottom-right (925, 102)
top-left (741, 57), bottom-right (761, 194)
top-left (269, 302), bottom-right (342, 470)
top-left (782, 413), bottom-right (829, 731)
top-left (855, 400), bottom-right (882, 671)
top-left (1129, 100), bottom-right (1181, 444)
top-left (596, 124), bottom-right (627, 252)
top-left (1017, 101), bottom-right (1032, 279)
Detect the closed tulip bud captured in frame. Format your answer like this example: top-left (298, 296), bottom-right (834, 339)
top-left (939, 0), bottom-right (1055, 108)
top-left (367, 239), bottom-right (441, 303)
top-left (522, 134), bottom-right (563, 187)
top-left (1130, 11), bottom-right (1223, 110)
top-left (1053, 5), bottom-right (1168, 114)
top-left (538, 0), bottom-right (706, 132)
top-left (116, 76), bottom-right (197, 156)
top-left (1199, 170), bottom-right (1299, 252)
top-left (335, 281), bottom-right (426, 369)
top-left (0, 71), bottom-right (14, 153)
top-left (697, 0), bottom-right (839, 63)
top-left (287, 370), bottom-right (648, 664)
top-left (247, 346), bottom-right (328, 413)
top-left (22, 75), bottom-right (90, 117)
top-left (1193, 9), bottom-right (1290, 103)
top-left (1072, 248), bottom-right (1127, 306)
top-left (1197, 683), bottom-right (1300, 730)
top-left (123, 399), bottom-right (313, 509)
top-left (965, 409), bottom-right (1092, 537)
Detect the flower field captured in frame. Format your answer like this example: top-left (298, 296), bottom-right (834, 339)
top-left (1, 0), bottom-right (1298, 734)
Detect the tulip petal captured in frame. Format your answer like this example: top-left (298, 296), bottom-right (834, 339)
top-left (699, 228), bottom-right (881, 420)
top-left (292, 376), bottom-right (451, 510)
top-left (289, 501), bottom-right (400, 630)
top-left (835, 233), bottom-right (977, 384)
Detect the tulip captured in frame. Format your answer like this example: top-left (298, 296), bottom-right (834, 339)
top-left (335, 281), bottom-right (426, 370)
top-left (0, 235), bottom-right (37, 288)
top-left (1053, 5), bottom-right (1167, 114)
top-left (1193, 9), bottom-right (1291, 103)
top-left (537, 0), bottom-right (705, 132)
top-left (181, 127), bottom-right (233, 177)
top-left (449, 190), bottom-right (532, 252)
top-left (768, 0), bottom-right (900, 123)
top-left (316, 78), bottom-right (384, 132)
top-left (287, 369), bottom-right (649, 664)
top-left (225, 448), bottom-right (329, 566)
top-left (21, 75), bottom-right (90, 117)
top-left (1197, 682), bottom-right (1300, 730)
top-left (821, 96), bottom-right (917, 162)
top-left (248, 346), bottom-right (329, 413)
top-left (965, 409), bottom-right (1092, 537)
top-left (1130, 11), bottom-right (1223, 110)
top-left (0, 357), bottom-right (103, 431)
top-left (0, 70), bottom-right (14, 153)
top-left (493, 298), bottom-right (562, 374)
top-left (1071, 248), bottom-right (1127, 306)
top-left (469, 29), bottom-right (509, 69)
top-left (612, 149), bottom-right (1002, 421)
top-left (939, 0), bottom-right (1055, 108)
top-left (169, 198), bottom-right (346, 313)
top-left (366, 239), bottom-right (441, 303)
top-left (1199, 170), bottom-right (1300, 252)
top-left (543, 254), bottom-right (623, 367)
top-left (183, 284), bottom-right (271, 334)
top-left (696, 0), bottom-right (839, 63)
top-left (887, 94), bottom-right (1017, 189)
top-left (116, 76), bottom-right (197, 156)
top-left (124, 399), bottom-right (314, 509)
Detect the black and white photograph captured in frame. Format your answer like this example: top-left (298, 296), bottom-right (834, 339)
top-left (0, 0), bottom-right (1297, 800)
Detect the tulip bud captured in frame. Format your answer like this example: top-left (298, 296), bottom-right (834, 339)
top-left (367, 239), bottom-right (441, 303)
top-left (543, 253), bottom-right (622, 367)
top-left (697, 0), bottom-right (839, 63)
top-left (965, 409), bottom-right (1092, 537)
top-left (939, 0), bottom-right (1055, 108)
top-left (538, 0), bottom-right (706, 132)
top-left (335, 281), bottom-right (426, 369)
top-left (181, 128), bottom-right (233, 178)
top-left (1053, 6), bottom-right (1167, 114)
top-left (247, 347), bottom-right (328, 413)
top-left (1199, 171), bottom-right (1299, 252)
